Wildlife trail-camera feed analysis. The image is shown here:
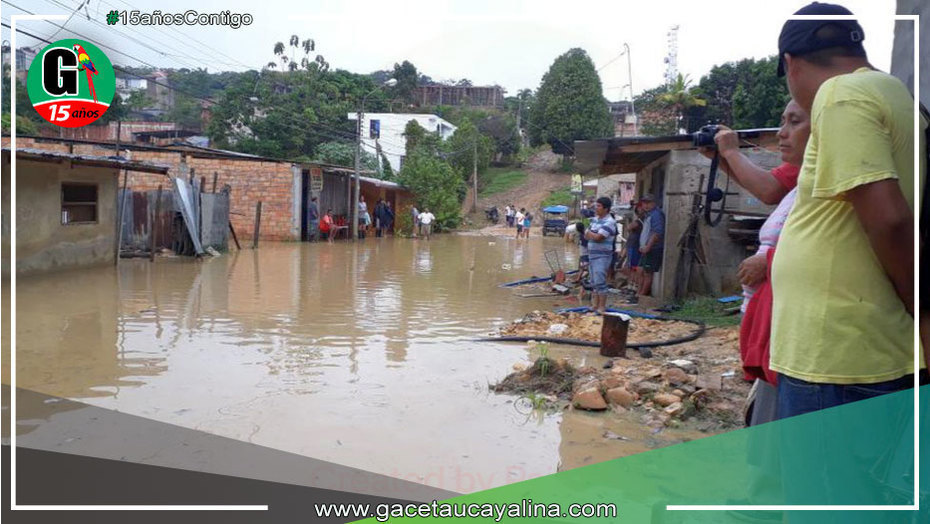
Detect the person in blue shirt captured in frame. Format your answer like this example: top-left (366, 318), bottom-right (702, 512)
top-left (638, 193), bottom-right (665, 297)
top-left (584, 196), bottom-right (618, 313)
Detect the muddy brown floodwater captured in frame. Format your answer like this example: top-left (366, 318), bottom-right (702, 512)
top-left (3, 234), bottom-right (715, 493)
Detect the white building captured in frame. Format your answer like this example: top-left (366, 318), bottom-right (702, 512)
top-left (347, 113), bottom-right (456, 173)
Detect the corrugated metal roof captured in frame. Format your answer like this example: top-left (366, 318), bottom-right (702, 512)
top-left (3, 147), bottom-right (171, 174)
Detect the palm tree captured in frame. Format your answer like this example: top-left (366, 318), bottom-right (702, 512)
top-left (659, 73), bottom-right (706, 133)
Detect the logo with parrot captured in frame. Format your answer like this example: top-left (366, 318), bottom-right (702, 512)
top-left (27, 39), bottom-right (114, 128)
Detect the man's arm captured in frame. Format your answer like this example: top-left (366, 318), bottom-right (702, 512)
top-left (699, 126), bottom-right (788, 205)
top-left (847, 179), bottom-right (914, 315)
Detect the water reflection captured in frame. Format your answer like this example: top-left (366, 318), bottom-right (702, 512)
top-left (4, 235), bottom-right (648, 491)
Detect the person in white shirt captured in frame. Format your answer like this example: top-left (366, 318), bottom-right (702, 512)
top-left (504, 205), bottom-right (514, 227)
top-left (417, 208), bottom-right (436, 240)
top-left (514, 208), bottom-right (525, 239)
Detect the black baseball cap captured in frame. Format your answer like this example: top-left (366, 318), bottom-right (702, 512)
top-left (777, 2), bottom-right (865, 76)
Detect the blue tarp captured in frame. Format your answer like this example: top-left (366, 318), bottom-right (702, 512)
top-left (543, 205), bottom-right (569, 214)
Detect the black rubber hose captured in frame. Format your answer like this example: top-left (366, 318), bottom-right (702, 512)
top-left (476, 317), bottom-right (706, 349)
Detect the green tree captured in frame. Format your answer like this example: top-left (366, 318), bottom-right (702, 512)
top-left (445, 118), bottom-right (493, 180)
top-left (731, 57), bottom-right (790, 128)
top-left (633, 85), bottom-right (677, 136)
top-left (126, 90), bottom-right (154, 114)
top-left (207, 35), bottom-right (379, 160)
top-left (528, 48), bottom-right (613, 157)
top-left (476, 113), bottom-right (521, 160)
top-left (687, 56), bottom-right (789, 131)
top-left (1, 76), bottom-right (46, 133)
top-left (312, 140), bottom-right (378, 171)
top-left (505, 88), bottom-right (534, 135)
top-left (391, 60), bottom-right (418, 105)
top-left (97, 92), bottom-right (127, 125)
top-left (1, 113), bottom-right (39, 135)
top-left (379, 152), bottom-right (394, 180)
top-left (658, 73), bottom-right (706, 133)
top-left (396, 149), bottom-right (465, 231)
top-left (403, 119), bottom-right (428, 157)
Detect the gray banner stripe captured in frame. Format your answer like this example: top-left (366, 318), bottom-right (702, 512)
top-left (5, 386), bottom-right (458, 503)
top-left (4, 444), bottom-right (423, 523)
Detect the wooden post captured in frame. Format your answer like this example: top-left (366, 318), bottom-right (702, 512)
top-left (150, 185), bottom-right (163, 261)
top-left (116, 170), bottom-right (129, 262)
top-left (252, 201), bottom-right (262, 249)
top-left (229, 221), bottom-right (241, 250)
top-left (200, 176), bottom-right (206, 193)
top-left (189, 167), bottom-right (195, 184)
top-left (600, 312), bottom-right (629, 358)
top-left (212, 172), bottom-right (218, 193)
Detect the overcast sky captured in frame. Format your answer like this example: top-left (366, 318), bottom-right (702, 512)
top-left (2, 0), bottom-right (901, 100)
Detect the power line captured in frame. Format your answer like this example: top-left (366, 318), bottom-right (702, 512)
top-left (106, 0), bottom-right (254, 70)
top-left (22, 0), bottom-right (205, 71)
top-left (2, 16), bottom-right (551, 164)
top-left (92, 0), bottom-right (250, 70)
top-left (43, 0), bottom-right (84, 41)
top-left (597, 51), bottom-right (626, 72)
top-left (1, 21), bottom-right (217, 106)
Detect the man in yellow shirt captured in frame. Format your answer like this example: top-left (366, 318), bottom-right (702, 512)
top-left (771, 2), bottom-right (927, 420)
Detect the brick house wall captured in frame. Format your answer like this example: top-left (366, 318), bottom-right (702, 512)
top-left (4, 136), bottom-right (413, 241)
top-left (4, 137), bottom-right (299, 242)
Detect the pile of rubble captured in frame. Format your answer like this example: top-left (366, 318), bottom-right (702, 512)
top-left (569, 357), bottom-right (744, 429)
top-left (498, 311), bottom-right (697, 346)
top-left (494, 325), bottom-right (750, 430)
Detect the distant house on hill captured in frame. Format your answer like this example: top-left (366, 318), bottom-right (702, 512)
top-left (413, 84), bottom-right (504, 108)
top-left (347, 113), bottom-right (456, 173)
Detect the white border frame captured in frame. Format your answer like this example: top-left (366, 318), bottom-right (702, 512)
top-left (4, 11), bottom-right (267, 512)
top-left (669, 13), bottom-right (922, 514)
top-left (0, 8), bottom-right (919, 516)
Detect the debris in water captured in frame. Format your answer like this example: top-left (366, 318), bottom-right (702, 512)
top-left (603, 431), bottom-right (630, 441)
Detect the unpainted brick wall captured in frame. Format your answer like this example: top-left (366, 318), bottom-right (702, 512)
top-left (3, 137), bottom-right (298, 242)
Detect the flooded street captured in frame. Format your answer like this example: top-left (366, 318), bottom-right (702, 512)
top-left (4, 235), bottom-right (706, 492)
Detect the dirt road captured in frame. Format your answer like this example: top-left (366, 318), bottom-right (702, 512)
top-left (466, 151), bottom-right (572, 233)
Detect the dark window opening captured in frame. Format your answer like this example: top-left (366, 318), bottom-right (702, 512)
top-left (369, 119), bottom-right (380, 139)
top-left (61, 183), bottom-right (98, 224)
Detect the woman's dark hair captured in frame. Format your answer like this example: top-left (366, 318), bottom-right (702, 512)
top-left (596, 196), bottom-right (612, 209)
top-left (575, 222), bottom-right (585, 234)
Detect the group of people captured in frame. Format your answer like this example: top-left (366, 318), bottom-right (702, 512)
top-left (503, 204), bottom-right (533, 239)
top-left (706, 2), bottom-right (927, 425)
top-left (563, 196), bottom-right (666, 310)
top-left (305, 196), bottom-right (399, 243)
top-left (562, 3), bottom-right (926, 425)
top-left (358, 196), bottom-right (396, 238)
top-left (621, 195), bottom-right (665, 302)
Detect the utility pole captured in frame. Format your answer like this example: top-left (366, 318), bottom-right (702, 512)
top-left (353, 78), bottom-right (396, 240)
top-left (472, 138), bottom-right (478, 214)
top-left (352, 108), bottom-right (361, 240)
top-left (622, 43), bottom-right (637, 137)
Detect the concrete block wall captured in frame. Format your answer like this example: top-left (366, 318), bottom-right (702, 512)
top-left (5, 158), bottom-right (120, 277)
top-left (637, 149), bottom-right (781, 300)
top-left (892, 0), bottom-right (928, 107)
